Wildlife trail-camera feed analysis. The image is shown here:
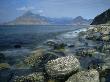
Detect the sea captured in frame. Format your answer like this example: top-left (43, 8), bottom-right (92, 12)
top-left (0, 25), bottom-right (88, 65)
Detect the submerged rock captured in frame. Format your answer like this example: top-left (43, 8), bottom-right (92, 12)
top-left (0, 69), bottom-right (14, 82)
top-left (14, 44), bottom-right (21, 48)
top-left (44, 39), bottom-right (66, 50)
top-left (66, 69), bottom-right (99, 82)
top-left (75, 47), bottom-right (96, 57)
top-left (0, 63), bottom-right (10, 70)
top-left (14, 72), bottom-right (44, 82)
top-left (0, 53), bottom-right (6, 63)
top-left (32, 51), bottom-right (58, 72)
top-left (24, 49), bottom-right (58, 72)
top-left (45, 56), bottom-right (80, 78)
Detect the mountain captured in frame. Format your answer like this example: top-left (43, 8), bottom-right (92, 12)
top-left (91, 9), bottom-right (110, 25)
top-left (4, 11), bottom-right (92, 25)
top-left (71, 16), bottom-right (92, 25)
top-left (47, 17), bottom-right (73, 25)
top-left (5, 11), bottom-right (49, 25)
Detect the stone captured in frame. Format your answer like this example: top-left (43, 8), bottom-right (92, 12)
top-left (66, 69), bottom-right (99, 82)
top-left (24, 49), bottom-right (58, 72)
top-left (14, 72), bottom-right (44, 82)
top-left (45, 56), bottom-right (80, 77)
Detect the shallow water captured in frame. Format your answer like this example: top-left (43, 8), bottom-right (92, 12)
top-left (0, 25), bottom-right (88, 66)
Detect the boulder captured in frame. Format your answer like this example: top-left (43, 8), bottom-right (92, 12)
top-left (14, 72), bottom-right (44, 82)
top-left (75, 47), bottom-right (96, 57)
top-left (44, 39), bottom-right (66, 50)
top-left (45, 56), bottom-right (80, 77)
top-left (0, 63), bottom-right (10, 70)
top-left (24, 49), bottom-right (58, 71)
top-left (32, 52), bottom-right (58, 72)
top-left (66, 69), bottom-right (99, 82)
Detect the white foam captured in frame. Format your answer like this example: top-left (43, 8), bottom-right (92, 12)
top-left (59, 28), bottom-right (87, 39)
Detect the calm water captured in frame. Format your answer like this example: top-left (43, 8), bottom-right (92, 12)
top-left (0, 25), bottom-right (87, 51)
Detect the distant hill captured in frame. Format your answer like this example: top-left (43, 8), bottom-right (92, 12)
top-left (5, 11), bottom-right (49, 25)
top-left (4, 11), bottom-right (92, 25)
top-left (72, 16), bottom-right (92, 25)
top-left (47, 17), bottom-right (73, 25)
top-left (91, 9), bottom-right (110, 25)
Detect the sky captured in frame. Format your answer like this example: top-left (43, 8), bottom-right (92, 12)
top-left (0, 0), bottom-right (110, 23)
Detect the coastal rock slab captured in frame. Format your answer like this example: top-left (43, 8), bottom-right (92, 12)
top-left (45, 56), bottom-right (80, 77)
top-left (66, 69), bottom-right (99, 82)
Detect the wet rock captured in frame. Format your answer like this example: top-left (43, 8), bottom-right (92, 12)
top-left (24, 49), bottom-right (45, 67)
top-left (14, 44), bottom-right (21, 48)
top-left (44, 39), bottom-right (66, 50)
top-left (75, 47), bottom-right (96, 57)
top-left (32, 52), bottom-right (58, 72)
top-left (0, 69), bottom-right (14, 82)
top-left (45, 56), bottom-right (80, 78)
top-left (24, 49), bottom-right (58, 72)
top-left (100, 69), bottom-right (110, 82)
top-left (66, 69), bottom-right (99, 82)
top-left (0, 53), bottom-right (6, 63)
top-left (0, 63), bottom-right (10, 70)
top-left (14, 72), bottom-right (44, 82)
top-left (88, 58), bottom-right (105, 70)
top-left (102, 35), bottom-right (110, 41)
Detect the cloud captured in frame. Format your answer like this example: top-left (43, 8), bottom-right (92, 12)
top-left (17, 6), bottom-right (35, 11)
top-left (37, 10), bottom-right (44, 13)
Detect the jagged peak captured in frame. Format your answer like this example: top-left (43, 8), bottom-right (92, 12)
top-left (91, 8), bottom-right (110, 25)
top-left (23, 11), bottom-right (35, 16)
top-left (74, 16), bottom-right (84, 20)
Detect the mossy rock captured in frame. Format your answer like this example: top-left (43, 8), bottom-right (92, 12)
top-left (24, 48), bottom-right (58, 71)
top-left (0, 63), bottom-right (10, 70)
top-left (75, 48), bottom-right (96, 57)
top-left (102, 35), bottom-right (110, 41)
top-left (24, 49), bottom-right (45, 67)
top-left (31, 51), bottom-right (58, 72)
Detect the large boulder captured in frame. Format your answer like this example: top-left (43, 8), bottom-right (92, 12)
top-left (45, 56), bottom-right (80, 78)
top-left (66, 69), bottom-right (99, 82)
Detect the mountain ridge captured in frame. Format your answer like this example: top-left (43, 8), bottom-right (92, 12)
top-left (4, 11), bottom-right (92, 25)
top-left (91, 9), bottom-right (110, 25)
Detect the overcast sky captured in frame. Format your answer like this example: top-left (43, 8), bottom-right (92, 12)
top-left (0, 0), bottom-right (110, 23)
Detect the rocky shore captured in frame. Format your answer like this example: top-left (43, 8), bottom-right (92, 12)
top-left (0, 24), bottom-right (110, 82)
